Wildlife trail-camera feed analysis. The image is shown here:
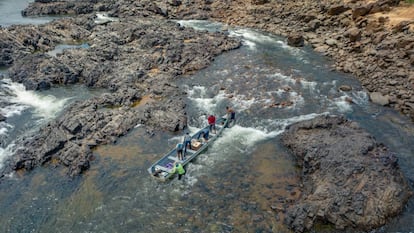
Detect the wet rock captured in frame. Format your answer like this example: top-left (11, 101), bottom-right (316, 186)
top-left (338, 85), bottom-right (352, 92)
top-left (287, 33), bottom-right (304, 47)
top-left (327, 5), bottom-right (350, 16)
top-left (0, 114), bottom-right (5, 122)
top-left (370, 91), bottom-right (390, 106)
top-left (22, 1), bottom-right (94, 16)
top-left (281, 115), bottom-right (412, 232)
top-left (9, 54), bottom-right (78, 90)
top-left (251, 0), bottom-right (269, 5)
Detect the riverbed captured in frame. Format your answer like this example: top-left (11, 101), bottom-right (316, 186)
top-left (0, 10), bottom-right (413, 233)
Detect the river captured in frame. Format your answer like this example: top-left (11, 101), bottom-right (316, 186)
top-left (0, 0), bottom-right (58, 27)
top-left (0, 3), bottom-right (413, 233)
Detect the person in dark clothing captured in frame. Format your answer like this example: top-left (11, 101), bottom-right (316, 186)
top-left (226, 106), bottom-right (236, 125)
top-left (198, 128), bottom-right (209, 142)
top-left (183, 132), bottom-right (192, 155)
top-left (176, 143), bottom-right (184, 160)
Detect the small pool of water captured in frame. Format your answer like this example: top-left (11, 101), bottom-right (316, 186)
top-left (0, 0), bottom-right (59, 27)
top-left (47, 43), bottom-right (90, 57)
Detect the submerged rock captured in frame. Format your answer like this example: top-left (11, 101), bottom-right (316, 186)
top-left (287, 33), bottom-right (304, 47)
top-left (281, 115), bottom-right (412, 232)
top-left (370, 91), bottom-right (390, 106)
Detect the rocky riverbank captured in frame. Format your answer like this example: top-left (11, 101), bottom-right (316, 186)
top-left (281, 115), bottom-right (412, 232)
top-left (18, 0), bottom-right (414, 121)
top-left (161, 0), bottom-right (414, 121)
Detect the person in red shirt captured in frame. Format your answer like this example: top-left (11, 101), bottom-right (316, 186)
top-left (207, 114), bottom-right (216, 134)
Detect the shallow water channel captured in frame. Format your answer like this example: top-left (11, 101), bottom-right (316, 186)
top-left (0, 21), bottom-right (413, 233)
top-left (0, 0), bottom-right (59, 27)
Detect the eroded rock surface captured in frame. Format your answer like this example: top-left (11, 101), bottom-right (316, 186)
top-left (281, 115), bottom-right (412, 232)
top-left (1, 6), bottom-right (240, 177)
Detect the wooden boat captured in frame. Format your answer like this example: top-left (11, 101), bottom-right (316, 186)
top-left (147, 117), bottom-right (229, 182)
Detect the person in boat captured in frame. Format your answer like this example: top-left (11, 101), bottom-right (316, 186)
top-left (198, 128), bottom-right (209, 142)
top-left (171, 161), bottom-right (186, 180)
top-left (183, 132), bottom-right (192, 155)
top-left (207, 114), bottom-right (216, 134)
top-left (176, 143), bottom-right (184, 160)
top-left (226, 106), bottom-right (236, 125)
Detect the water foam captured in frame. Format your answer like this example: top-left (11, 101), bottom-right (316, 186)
top-left (182, 112), bottom-right (327, 181)
top-left (0, 79), bottom-right (71, 169)
top-left (275, 40), bottom-right (309, 63)
top-left (230, 28), bottom-right (275, 50)
top-left (187, 86), bottom-right (228, 114)
top-left (218, 124), bottom-right (281, 147)
top-left (332, 96), bottom-right (353, 113)
top-left (175, 20), bottom-right (223, 32)
top-left (350, 91), bottom-right (369, 106)
top-left (259, 112), bottom-right (329, 133)
top-left (0, 122), bottom-right (12, 136)
top-left (2, 79), bottom-right (69, 119)
top-left (94, 13), bottom-right (119, 25)
top-left (0, 143), bottom-right (15, 170)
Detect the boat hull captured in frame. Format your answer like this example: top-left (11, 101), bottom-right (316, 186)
top-left (147, 117), bottom-right (229, 182)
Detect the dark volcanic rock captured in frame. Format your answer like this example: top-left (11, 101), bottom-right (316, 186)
top-left (281, 115), bottom-right (412, 232)
top-left (287, 33), bottom-right (304, 47)
top-left (22, 1), bottom-right (94, 16)
top-left (327, 4), bottom-right (350, 15)
top-left (8, 54), bottom-right (77, 90)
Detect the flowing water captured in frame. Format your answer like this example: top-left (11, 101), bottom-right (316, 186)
top-left (0, 8), bottom-right (413, 233)
top-left (0, 0), bottom-right (58, 27)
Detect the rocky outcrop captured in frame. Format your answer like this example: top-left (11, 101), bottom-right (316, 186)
top-left (281, 115), bottom-right (412, 232)
top-left (1, 7), bottom-right (240, 176)
top-left (9, 84), bottom-right (187, 176)
top-left (22, 0), bottom-right (95, 16)
top-left (0, 17), bottom-right (93, 68)
top-left (287, 33), bottom-right (304, 47)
